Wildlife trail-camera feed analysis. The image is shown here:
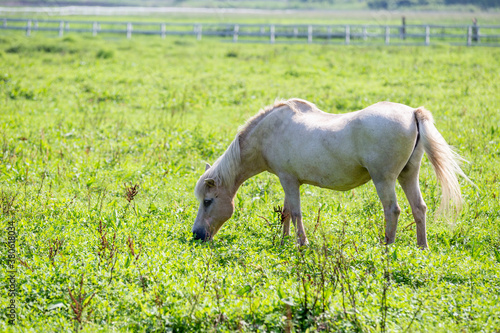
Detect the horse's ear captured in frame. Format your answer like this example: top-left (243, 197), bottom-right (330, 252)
top-left (205, 163), bottom-right (211, 171)
top-left (204, 178), bottom-right (216, 188)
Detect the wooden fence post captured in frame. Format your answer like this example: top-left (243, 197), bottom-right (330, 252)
top-left (26, 20), bottom-right (31, 36)
top-left (401, 16), bottom-right (406, 40)
top-left (59, 21), bottom-right (64, 37)
top-left (233, 24), bottom-right (239, 42)
top-left (2, 18), bottom-right (6, 28)
top-left (425, 25), bottom-right (430, 46)
top-left (385, 26), bottom-right (390, 45)
top-left (308, 25), bottom-right (313, 44)
top-left (161, 23), bottom-right (166, 39)
top-left (472, 18), bottom-right (479, 42)
top-left (293, 27), bottom-right (298, 38)
top-left (270, 25), bottom-right (275, 44)
top-left (196, 24), bottom-right (202, 41)
top-left (363, 26), bottom-right (367, 41)
top-left (467, 25), bottom-right (472, 46)
top-left (345, 25), bottom-right (350, 45)
top-left (92, 22), bottom-right (98, 36)
top-left (126, 22), bottom-right (132, 39)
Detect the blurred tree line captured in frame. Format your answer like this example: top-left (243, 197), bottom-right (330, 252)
top-left (366, 0), bottom-right (500, 9)
top-left (294, 0), bottom-right (499, 8)
top-left (7, 0), bottom-right (500, 9)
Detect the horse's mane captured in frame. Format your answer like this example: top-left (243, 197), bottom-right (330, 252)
top-left (195, 98), bottom-right (317, 198)
top-left (195, 137), bottom-right (241, 199)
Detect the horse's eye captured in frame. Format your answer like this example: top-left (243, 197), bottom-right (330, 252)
top-left (203, 199), bottom-right (213, 208)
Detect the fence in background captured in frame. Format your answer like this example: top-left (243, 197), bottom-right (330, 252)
top-left (1, 18), bottom-right (499, 46)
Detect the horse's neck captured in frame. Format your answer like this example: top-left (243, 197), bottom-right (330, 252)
top-left (230, 140), bottom-right (266, 196)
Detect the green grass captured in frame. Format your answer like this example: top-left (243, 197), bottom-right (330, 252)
top-left (0, 32), bottom-right (499, 332)
top-left (3, 9), bottom-right (500, 26)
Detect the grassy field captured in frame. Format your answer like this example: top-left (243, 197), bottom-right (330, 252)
top-left (0, 30), bottom-right (499, 332)
top-left (3, 11), bottom-right (500, 26)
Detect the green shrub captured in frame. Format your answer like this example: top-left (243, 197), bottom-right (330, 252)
top-left (96, 48), bottom-right (114, 59)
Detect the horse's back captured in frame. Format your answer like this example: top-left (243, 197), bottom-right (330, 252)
top-left (289, 101), bottom-right (418, 150)
top-left (277, 100), bottom-right (416, 131)
top-left (357, 101), bottom-right (416, 127)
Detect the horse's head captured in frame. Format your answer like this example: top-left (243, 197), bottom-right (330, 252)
top-left (192, 164), bottom-right (234, 241)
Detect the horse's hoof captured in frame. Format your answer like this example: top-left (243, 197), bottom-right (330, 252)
top-left (297, 238), bottom-right (309, 247)
top-left (384, 236), bottom-right (395, 245)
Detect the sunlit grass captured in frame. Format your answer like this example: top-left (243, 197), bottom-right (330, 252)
top-left (0, 34), bottom-right (499, 332)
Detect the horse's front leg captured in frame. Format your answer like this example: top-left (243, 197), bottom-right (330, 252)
top-left (281, 201), bottom-right (291, 241)
top-left (279, 174), bottom-right (309, 246)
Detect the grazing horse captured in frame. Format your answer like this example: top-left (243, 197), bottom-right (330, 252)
top-left (193, 98), bottom-right (470, 248)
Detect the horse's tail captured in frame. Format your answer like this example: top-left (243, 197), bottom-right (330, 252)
top-left (414, 107), bottom-right (471, 214)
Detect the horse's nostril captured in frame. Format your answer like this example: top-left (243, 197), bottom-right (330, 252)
top-left (193, 228), bottom-right (210, 241)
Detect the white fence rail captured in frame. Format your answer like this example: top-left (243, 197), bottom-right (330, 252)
top-left (2, 18), bottom-right (500, 46)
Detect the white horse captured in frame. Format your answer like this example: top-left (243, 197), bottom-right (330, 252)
top-left (193, 98), bottom-right (470, 248)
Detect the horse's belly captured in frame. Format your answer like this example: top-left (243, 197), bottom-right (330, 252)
top-left (297, 164), bottom-right (372, 191)
top-left (266, 146), bottom-right (371, 191)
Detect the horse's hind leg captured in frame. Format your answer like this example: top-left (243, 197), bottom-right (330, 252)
top-left (399, 175), bottom-right (428, 248)
top-left (372, 178), bottom-right (401, 245)
top-left (398, 149), bottom-right (428, 248)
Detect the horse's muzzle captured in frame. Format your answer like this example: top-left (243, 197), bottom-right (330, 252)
top-left (192, 228), bottom-right (211, 242)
